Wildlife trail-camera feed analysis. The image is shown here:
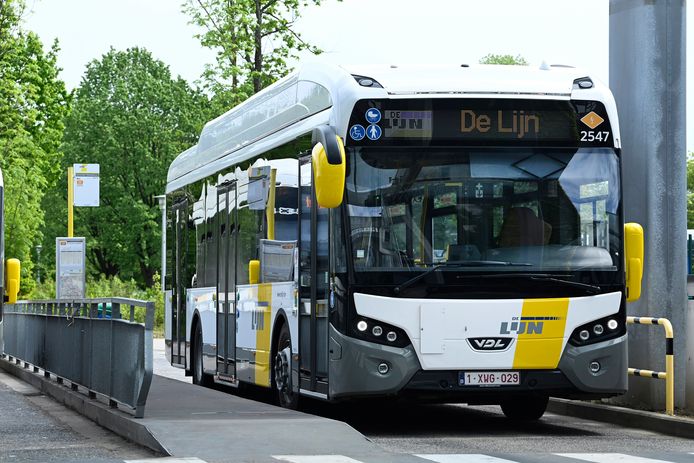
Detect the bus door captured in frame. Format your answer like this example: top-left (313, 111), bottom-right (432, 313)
top-left (298, 156), bottom-right (329, 394)
top-left (216, 182), bottom-right (237, 380)
top-left (171, 201), bottom-right (187, 367)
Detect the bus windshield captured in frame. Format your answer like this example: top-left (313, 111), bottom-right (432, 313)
top-left (344, 146), bottom-right (621, 273)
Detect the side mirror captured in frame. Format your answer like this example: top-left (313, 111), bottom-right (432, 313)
top-left (312, 126), bottom-right (346, 209)
top-left (5, 258), bottom-right (20, 303)
top-left (624, 223), bottom-right (644, 302)
top-left (249, 259), bottom-right (260, 285)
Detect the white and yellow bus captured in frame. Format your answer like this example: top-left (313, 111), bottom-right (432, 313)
top-left (164, 63), bottom-right (644, 419)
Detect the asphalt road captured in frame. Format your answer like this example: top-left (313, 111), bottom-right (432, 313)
top-left (0, 370), bottom-right (156, 463)
top-left (312, 401), bottom-right (694, 457)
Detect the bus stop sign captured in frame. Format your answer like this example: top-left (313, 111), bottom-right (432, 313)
top-left (56, 237), bottom-right (86, 299)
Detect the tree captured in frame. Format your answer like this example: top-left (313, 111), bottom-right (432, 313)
top-left (479, 54), bottom-right (528, 65)
top-left (60, 48), bottom-right (209, 287)
top-left (182, 0), bottom-right (324, 108)
top-left (0, 0), bottom-right (70, 294)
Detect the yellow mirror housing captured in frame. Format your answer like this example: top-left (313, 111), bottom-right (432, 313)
top-left (624, 223), bottom-right (644, 302)
top-left (249, 259), bottom-right (260, 285)
top-left (5, 258), bottom-right (20, 304)
top-left (312, 126), bottom-right (346, 209)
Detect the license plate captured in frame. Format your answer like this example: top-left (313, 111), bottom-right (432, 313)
top-left (459, 371), bottom-right (520, 386)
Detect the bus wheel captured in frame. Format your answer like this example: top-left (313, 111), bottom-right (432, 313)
top-left (500, 395), bottom-right (548, 421)
top-left (192, 322), bottom-right (212, 387)
top-left (274, 324), bottom-right (298, 409)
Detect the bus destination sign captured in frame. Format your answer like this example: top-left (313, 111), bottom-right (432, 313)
top-left (382, 110), bottom-right (433, 138)
top-left (348, 99), bottom-right (613, 148)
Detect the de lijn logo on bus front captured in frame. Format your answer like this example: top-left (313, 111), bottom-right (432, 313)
top-left (350, 108), bottom-right (382, 141)
top-left (498, 316), bottom-right (562, 335)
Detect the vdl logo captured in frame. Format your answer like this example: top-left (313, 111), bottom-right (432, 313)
top-left (499, 316), bottom-right (562, 335)
top-left (467, 337), bottom-right (513, 352)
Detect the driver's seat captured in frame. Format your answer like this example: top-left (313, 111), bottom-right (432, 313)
top-left (498, 207), bottom-right (552, 247)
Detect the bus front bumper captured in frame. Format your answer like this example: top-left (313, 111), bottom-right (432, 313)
top-left (328, 327), bottom-right (627, 401)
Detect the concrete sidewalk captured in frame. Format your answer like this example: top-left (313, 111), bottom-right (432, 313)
top-left (0, 358), bottom-right (423, 463)
top-left (140, 375), bottom-right (408, 462)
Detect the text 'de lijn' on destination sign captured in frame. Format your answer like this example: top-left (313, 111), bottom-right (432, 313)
top-left (73, 163), bottom-right (100, 207)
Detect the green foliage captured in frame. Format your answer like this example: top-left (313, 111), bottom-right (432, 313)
top-left (0, 0), bottom-right (70, 294)
top-left (182, 0), bottom-right (326, 106)
top-left (479, 54), bottom-right (528, 65)
top-left (59, 48), bottom-right (210, 287)
top-left (29, 273), bottom-right (165, 335)
top-left (687, 154), bottom-right (694, 228)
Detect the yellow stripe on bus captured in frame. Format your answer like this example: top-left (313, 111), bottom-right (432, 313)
top-left (254, 283), bottom-right (273, 387)
top-left (512, 298), bottom-right (569, 369)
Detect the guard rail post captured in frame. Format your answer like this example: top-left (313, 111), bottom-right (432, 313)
top-left (626, 316), bottom-right (674, 415)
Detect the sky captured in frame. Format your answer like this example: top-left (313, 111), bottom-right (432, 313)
top-left (22, 0), bottom-right (692, 151)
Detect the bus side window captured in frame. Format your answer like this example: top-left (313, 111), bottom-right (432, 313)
top-left (274, 186), bottom-right (299, 242)
top-left (196, 216), bottom-right (205, 287)
top-left (236, 190), bottom-right (265, 285)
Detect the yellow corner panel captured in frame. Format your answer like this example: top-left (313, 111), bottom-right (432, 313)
top-left (512, 298), bottom-right (569, 369)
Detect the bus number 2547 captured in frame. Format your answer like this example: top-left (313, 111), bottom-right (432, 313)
top-left (581, 131), bottom-right (610, 142)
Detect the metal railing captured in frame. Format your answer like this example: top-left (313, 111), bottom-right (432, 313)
top-left (626, 316), bottom-right (675, 416)
top-left (1, 298), bottom-right (153, 418)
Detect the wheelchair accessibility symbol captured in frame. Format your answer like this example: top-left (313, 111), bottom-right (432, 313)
top-left (350, 124), bottom-right (365, 140)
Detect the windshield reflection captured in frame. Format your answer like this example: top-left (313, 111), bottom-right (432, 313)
top-left (344, 147), bottom-right (621, 272)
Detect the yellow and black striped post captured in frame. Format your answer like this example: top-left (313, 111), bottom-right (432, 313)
top-left (626, 316), bottom-right (674, 416)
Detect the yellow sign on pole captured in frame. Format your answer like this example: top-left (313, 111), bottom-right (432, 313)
top-left (67, 166), bottom-right (74, 237)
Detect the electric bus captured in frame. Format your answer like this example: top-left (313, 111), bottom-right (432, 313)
top-left (164, 63), bottom-right (644, 420)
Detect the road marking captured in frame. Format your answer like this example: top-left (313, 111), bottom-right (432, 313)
top-left (273, 457), bottom-right (364, 463)
top-left (555, 454), bottom-right (676, 463)
top-left (125, 458), bottom-right (208, 463)
top-left (416, 455), bottom-right (519, 463)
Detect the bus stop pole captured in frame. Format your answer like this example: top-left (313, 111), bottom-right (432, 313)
top-left (67, 166), bottom-right (74, 238)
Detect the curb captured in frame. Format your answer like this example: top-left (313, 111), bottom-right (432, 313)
top-left (0, 357), bottom-right (168, 456)
top-left (548, 398), bottom-right (694, 439)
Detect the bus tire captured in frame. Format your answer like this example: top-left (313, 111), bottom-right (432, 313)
top-left (500, 395), bottom-right (548, 421)
top-left (192, 321), bottom-right (212, 387)
top-left (273, 323), bottom-right (298, 409)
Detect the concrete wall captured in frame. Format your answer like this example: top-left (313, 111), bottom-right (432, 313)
top-left (686, 277), bottom-right (694, 410)
top-left (609, 0), bottom-right (687, 411)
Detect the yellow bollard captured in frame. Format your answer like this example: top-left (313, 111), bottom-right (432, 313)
top-left (626, 316), bottom-right (675, 416)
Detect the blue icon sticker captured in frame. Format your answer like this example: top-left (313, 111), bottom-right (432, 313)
top-left (365, 108), bottom-right (381, 124)
top-left (349, 124), bottom-right (366, 141)
top-left (366, 124), bottom-right (382, 140)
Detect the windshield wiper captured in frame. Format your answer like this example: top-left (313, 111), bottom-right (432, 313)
top-left (455, 273), bottom-right (601, 293)
top-left (447, 260), bottom-right (533, 267)
top-left (393, 261), bottom-right (533, 294)
top-left (527, 275), bottom-right (601, 293)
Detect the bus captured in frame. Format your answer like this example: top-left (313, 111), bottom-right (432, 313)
top-left (0, 167), bottom-right (20, 354)
top-left (164, 63), bottom-right (644, 420)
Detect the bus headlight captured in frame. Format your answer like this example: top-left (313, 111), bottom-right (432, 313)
top-left (570, 315), bottom-right (625, 346)
top-left (351, 316), bottom-right (410, 348)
